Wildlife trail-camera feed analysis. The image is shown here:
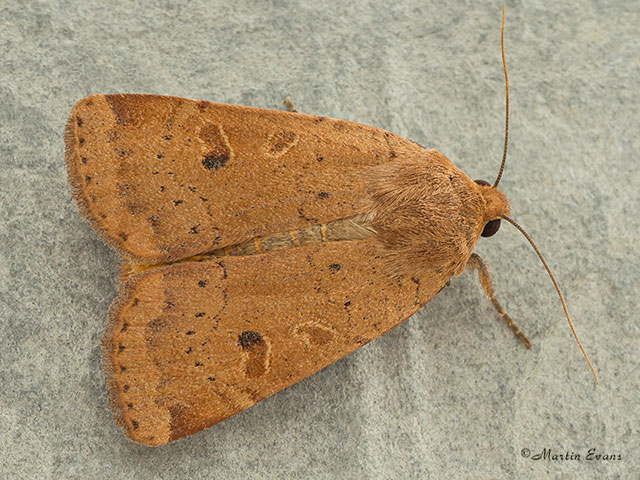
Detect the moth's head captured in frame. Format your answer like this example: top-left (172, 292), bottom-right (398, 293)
top-left (474, 179), bottom-right (510, 238)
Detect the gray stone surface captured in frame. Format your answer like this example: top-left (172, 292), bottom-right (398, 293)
top-left (1, 1), bottom-right (638, 478)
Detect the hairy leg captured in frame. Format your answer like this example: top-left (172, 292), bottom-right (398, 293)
top-left (466, 253), bottom-right (531, 348)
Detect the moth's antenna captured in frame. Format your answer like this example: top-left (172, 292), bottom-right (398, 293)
top-left (493, 4), bottom-right (509, 189)
top-left (501, 215), bottom-right (599, 385)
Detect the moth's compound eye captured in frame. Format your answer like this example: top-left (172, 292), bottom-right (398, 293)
top-left (474, 179), bottom-right (501, 237)
top-left (481, 219), bottom-right (501, 237)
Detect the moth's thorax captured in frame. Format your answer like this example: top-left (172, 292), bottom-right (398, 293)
top-left (365, 150), bottom-right (492, 279)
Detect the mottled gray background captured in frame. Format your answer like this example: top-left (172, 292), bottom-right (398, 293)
top-left (1, 0), bottom-right (638, 478)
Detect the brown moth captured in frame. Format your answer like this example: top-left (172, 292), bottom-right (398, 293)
top-left (65, 8), bottom-right (596, 446)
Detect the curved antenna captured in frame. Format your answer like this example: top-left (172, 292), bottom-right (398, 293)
top-left (493, 4), bottom-right (509, 188)
top-left (501, 215), bottom-right (599, 385)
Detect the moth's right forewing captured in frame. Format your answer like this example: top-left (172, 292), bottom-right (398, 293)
top-left (66, 94), bottom-right (425, 264)
top-left (104, 239), bottom-right (447, 445)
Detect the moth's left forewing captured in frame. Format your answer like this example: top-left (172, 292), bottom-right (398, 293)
top-left (105, 239), bottom-right (447, 446)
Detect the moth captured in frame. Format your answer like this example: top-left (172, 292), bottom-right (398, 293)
top-left (65, 8), bottom-right (596, 446)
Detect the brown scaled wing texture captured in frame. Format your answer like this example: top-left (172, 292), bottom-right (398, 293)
top-left (106, 239), bottom-right (447, 445)
top-left (65, 94), bottom-right (426, 264)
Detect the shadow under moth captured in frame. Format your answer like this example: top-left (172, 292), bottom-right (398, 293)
top-left (65, 8), bottom-right (596, 446)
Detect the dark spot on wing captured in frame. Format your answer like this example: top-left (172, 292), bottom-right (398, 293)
top-left (202, 154), bottom-right (228, 170)
top-left (200, 123), bottom-right (231, 170)
top-left (238, 331), bottom-right (263, 350)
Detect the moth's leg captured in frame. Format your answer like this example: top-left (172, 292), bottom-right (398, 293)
top-left (283, 97), bottom-right (298, 112)
top-left (466, 253), bottom-right (532, 349)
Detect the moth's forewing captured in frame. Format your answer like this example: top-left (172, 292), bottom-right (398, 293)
top-left (105, 239), bottom-right (446, 445)
top-left (65, 94), bottom-right (425, 264)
